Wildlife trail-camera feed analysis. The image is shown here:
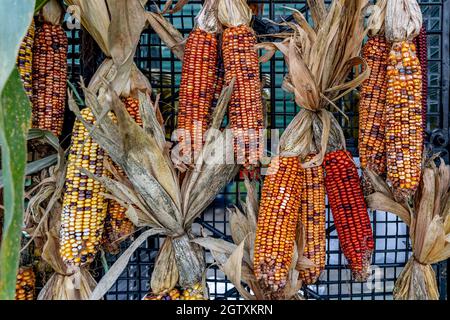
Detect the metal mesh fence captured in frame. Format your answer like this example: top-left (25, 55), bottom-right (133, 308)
top-left (64, 0), bottom-right (449, 300)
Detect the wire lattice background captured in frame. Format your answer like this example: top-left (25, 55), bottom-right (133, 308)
top-left (64, 0), bottom-right (449, 300)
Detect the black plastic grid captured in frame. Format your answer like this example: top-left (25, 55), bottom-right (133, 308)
top-left (65, 0), bottom-right (449, 300)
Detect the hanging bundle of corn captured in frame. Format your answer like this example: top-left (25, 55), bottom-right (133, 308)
top-left (17, 19), bottom-right (35, 100)
top-left (385, 0), bottom-right (424, 200)
top-left (414, 26), bottom-right (428, 132)
top-left (255, 0), bottom-right (371, 291)
top-left (195, 177), bottom-right (313, 300)
top-left (176, 0), bottom-right (220, 163)
top-left (32, 0), bottom-right (68, 137)
top-left (366, 158), bottom-right (450, 300)
top-left (219, 0), bottom-right (264, 167)
top-left (15, 267), bottom-right (35, 300)
top-left (68, 71), bottom-right (239, 299)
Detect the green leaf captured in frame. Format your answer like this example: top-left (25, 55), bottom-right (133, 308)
top-left (35, 0), bottom-right (50, 13)
top-left (0, 0), bottom-right (35, 94)
top-left (0, 68), bottom-right (32, 300)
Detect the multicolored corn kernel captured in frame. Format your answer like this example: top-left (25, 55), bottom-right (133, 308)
top-left (223, 24), bottom-right (264, 167)
top-left (323, 150), bottom-right (374, 281)
top-left (15, 267), bottom-right (35, 300)
top-left (298, 156), bottom-right (326, 285)
top-left (358, 36), bottom-right (389, 178)
top-left (60, 108), bottom-right (109, 266)
top-left (32, 22), bottom-right (68, 137)
top-left (254, 156), bottom-right (303, 294)
top-left (17, 19), bottom-right (35, 100)
top-left (385, 41), bottom-right (424, 198)
top-left (177, 28), bottom-right (218, 161)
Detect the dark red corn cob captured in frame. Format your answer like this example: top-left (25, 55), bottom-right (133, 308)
top-left (414, 26), bottom-right (428, 132)
top-left (323, 150), bottom-right (374, 281)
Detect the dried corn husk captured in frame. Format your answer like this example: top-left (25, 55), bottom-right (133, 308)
top-left (385, 0), bottom-right (422, 42)
top-left (366, 159), bottom-right (450, 300)
top-left (41, 0), bottom-right (64, 26)
top-left (257, 0), bottom-right (369, 167)
top-left (67, 78), bottom-right (239, 299)
top-left (193, 177), bottom-right (314, 300)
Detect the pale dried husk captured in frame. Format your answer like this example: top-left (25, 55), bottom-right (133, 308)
top-left (366, 0), bottom-right (387, 37)
top-left (72, 80), bottom-right (239, 299)
top-left (41, 0), bottom-right (64, 26)
top-left (196, 0), bottom-right (220, 34)
top-left (218, 0), bottom-right (252, 27)
top-left (193, 177), bottom-right (314, 300)
top-left (365, 159), bottom-right (450, 300)
top-left (385, 0), bottom-right (422, 42)
top-left (258, 0), bottom-right (369, 166)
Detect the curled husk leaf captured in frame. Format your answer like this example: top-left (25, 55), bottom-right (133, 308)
top-left (41, 0), bottom-right (64, 26)
top-left (365, 158), bottom-right (450, 300)
top-left (196, 0), bottom-right (220, 34)
top-left (260, 0), bottom-right (369, 166)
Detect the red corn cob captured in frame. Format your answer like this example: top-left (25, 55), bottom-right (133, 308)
top-left (414, 26), bottom-right (428, 132)
top-left (323, 150), bottom-right (374, 281)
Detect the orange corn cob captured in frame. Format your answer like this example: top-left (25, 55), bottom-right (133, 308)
top-left (177, 28), bottom-right (218, 161)
top-left (223, 25), bottom-right (264, 167)
top-left (358, 36), bottom-right (389, 176)
top-left (323, 150), bottom-right (374, 281)
top-left (254, 156), bottom-right (302, 295)
top-left (298, 156), bottom-right (326, 285)
top-left (32, 22), bottom-right (68, 137)
top-left (386, 41), bottom-right (423, 199)
top-left (15, 267), bottom-right (35, 300)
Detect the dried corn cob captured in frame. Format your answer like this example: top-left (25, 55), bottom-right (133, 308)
top-left (222, 24), bottom-right (264, 166)
top-left (358, 36), bottom-right (389, 176)
top-left (414, 26), bottom-right (428, 131)
top-left (143, 283), bottom-right (206, 300)
top-left (254, 156), bottom-right (302, 295)
top-left (298, 156), bottom-right (326, 285)
top-left (177, 28), bottom-right (218, 161)
top-left (17, 19), bottom-right (35, 100)
top-left (102, 97), bottom-right (141, 253)
top-left (385, 41), bottom-right (423, 198)
top-left (32, 22), bottom-right (68, 137)
top-left (60, 108), bottom-right (109, 266)
top-left (15, 267), bottom-right (35, 300)
top-left (323, 150), bottom-right (374, 281)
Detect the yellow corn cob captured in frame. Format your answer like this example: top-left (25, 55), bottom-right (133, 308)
top-left (177, 28), bottom-right (218, 161)
top-left (358, 36), bottom-right (389, 176)
top-left (298, 156), bottom-right (326, 285)
top-left (60, 108), bottom-right (109, 266)
top-left (254, 156), bottom-right (303, 295)
top-left (15, 267), bottom-right (35, 300)
top-left (32, 22), bottom-right (68, 137)
top-left (17, 19), bottom-right (35, 100)
top-left (386, 41), bottom-right (423, 198)
top-left (223, 24), bottom-right (264, 167)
